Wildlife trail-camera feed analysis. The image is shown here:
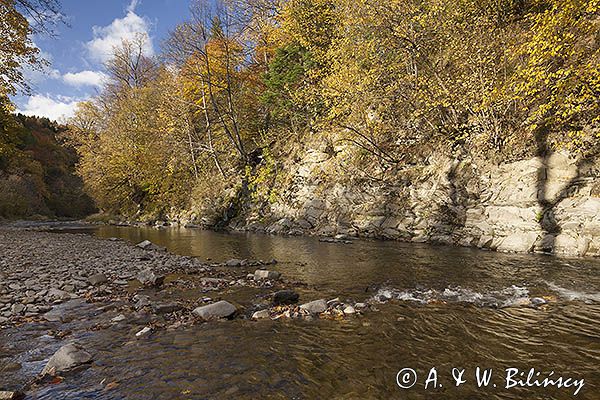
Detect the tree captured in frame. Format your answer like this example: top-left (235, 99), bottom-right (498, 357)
top-left (502, 0), bottom-right (600, 150)
top-left (103, 33), bottom-right (158, 100)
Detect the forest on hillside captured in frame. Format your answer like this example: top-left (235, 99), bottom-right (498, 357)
top-left (1, 0), bottom-right (599, 222)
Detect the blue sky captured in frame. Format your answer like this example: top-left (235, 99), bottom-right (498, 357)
top-left (14, 0), bottom-right (189, 121)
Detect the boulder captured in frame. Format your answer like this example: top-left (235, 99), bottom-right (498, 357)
top-left (251, 309), bottom-right (270, 320)
top-left (88, 273), bottom-right (108, 286)
top-left (343, 305), bottom-right (356, 314)
top-left (192, 300), bottom-right (236, 320)
top-left (299, 299), bottom-right (327, 314)
top-left (254, 270), bottom-right (281, 280)
top-left (272, 290), bottom-right (299, 306)
top-left (497, 232), bottom-right (539, 253)
top-left (41, 343), bottom-right (93, 376)
top-left (225, 259), bottom-right (245, 267)
top-left (136, 269), bottom-right (165, 287)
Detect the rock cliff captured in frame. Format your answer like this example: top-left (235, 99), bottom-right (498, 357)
top-left (230, 147), bottom-right (600, 257)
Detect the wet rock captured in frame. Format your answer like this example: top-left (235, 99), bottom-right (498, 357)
top-left (111, 314), bottom-right (126, 322)
top-left (0, 391), bottom-right (24, 400)
top-left (1, 361), bottom-right (22, 372)
top-left (46, 288), bottom-right (71, 302)
top-left (152, 302), bottom-right (182, 314)
top-left (299, 299), bottom-right (327, 314)
top-left (272, 290), bottom-right (299, 306)
top-left (43, 308), bottom-right (64, 322)
top-left (343, 305), bottom-right (356, 314)
top-left (254, 270), bottom-right (281, 280)
top-left (252, 309), bottom-right (270, 320)
top-left (134, 295), bottom-right (151, 310)
top-left (531, 297), bottom-right (548, 307)
top-left (327, 298), bottom-right (341, 307)
top-left (136, 240), bottom-right (153, 249)
top-left (136, 269), bottom-right (165, 287)
top-left (135, 327), bottom-right (152, 338)
top-left (88, 273), bottom-right (108, 286)
top-left (225, 259), bottom-right (245, 267)
top-left (41, 343), bottom-right (93, 376)
top-left (193, 300), bottom-right (236, 320)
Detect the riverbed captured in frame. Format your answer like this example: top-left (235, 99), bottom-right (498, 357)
top-left (1, 225), bottom-right (599, 399)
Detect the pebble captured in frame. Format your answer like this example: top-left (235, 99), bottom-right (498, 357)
top-left (135, 327), bottom-right (152, 338)
top-left (88, 274), bottom-right (108, 286)
top-left (111, 314), bottom-right (126, 322)
top-left (251, 309), bottom-right (270, 320)
top-left (343, 305), bottom-right (356, 314)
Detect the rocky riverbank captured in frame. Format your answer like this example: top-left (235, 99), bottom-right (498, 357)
top-left (0, 225), bottom-right (566, 397)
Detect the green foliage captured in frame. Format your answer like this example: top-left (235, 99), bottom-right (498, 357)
top-left (261, 43), bottom-right (315, 129)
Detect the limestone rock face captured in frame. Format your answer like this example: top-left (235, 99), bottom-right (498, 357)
top-left (232, 147), bottom-right (600, 257)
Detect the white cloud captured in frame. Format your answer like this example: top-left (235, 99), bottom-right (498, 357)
top-left (17, 95), bottom-right (81, 122)
top-left (63, 70), bottom-right (108, 88)
top-left (86, 9), bottom-right (153, 63)
top-left (127, 0), bottom-right (140, 13)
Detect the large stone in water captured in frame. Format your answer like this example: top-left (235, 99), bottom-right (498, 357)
top-left (192, 300), bottom-right (236, 320)
top-left (299, 299), bottom-right (327, 314)
top-left (41, 343), bottom-right (92, 376)
top-left (136, 240), bottom-right (153, 249)
top-left (254, 270), bottom-right (281, 280)
top-left (272, 290), bottom-right (299, 305)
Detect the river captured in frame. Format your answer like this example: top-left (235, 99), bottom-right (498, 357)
top-left (2, 226), bottom-right (599, 399)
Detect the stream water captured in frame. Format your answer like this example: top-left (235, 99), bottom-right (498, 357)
top-left (2, 226), bottom-right (600, 399)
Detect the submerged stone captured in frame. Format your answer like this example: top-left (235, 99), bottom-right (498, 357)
top-left (193, 300), bottom-right (236, 320)
top-left (299, 299), bottom-right (327, 314)
top-left (41, 343), bottom-right (93, 376)
top-left (254, 270), bottom-right (281, 280)
top-left (272, 290), bottom-right (299, 305)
